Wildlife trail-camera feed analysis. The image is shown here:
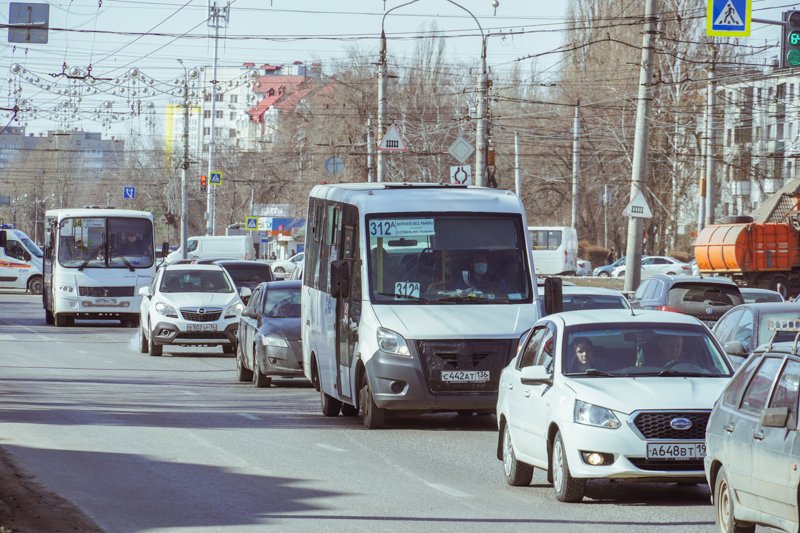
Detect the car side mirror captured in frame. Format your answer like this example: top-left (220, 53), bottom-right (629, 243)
top-left (723, 340), bottom-right (746, 356)
top-left (138, 286), bottom-right (152, 297)
top-left (161, 242), bottom-right (169, 259)
top-left (0, 230), bottom-right (6, 249)
top-left (761, 406), bottom-right (789, 428)
top-left (543, 277), bottom-right (563, 316)
top-left (520, 365), bottom-right (552, 386)
top-left (241, 307), bottom-right (256, 319)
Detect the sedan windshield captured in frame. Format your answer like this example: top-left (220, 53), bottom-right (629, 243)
top-left (563, 325), bottom-right (731, 377)
top-left (160, 270), bottom-right (233, 293)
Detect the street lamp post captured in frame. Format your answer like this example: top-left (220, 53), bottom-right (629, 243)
top-left (178, 60), bottom-right (199, 261)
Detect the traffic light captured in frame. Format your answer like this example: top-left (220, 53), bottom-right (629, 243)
top-left (782, 11), bottom-right (800, 68)
top-left (199, 175), bottom-right (207, 192)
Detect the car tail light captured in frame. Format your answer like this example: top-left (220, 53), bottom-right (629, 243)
top-left (656, 305), bottom-right (683, 313)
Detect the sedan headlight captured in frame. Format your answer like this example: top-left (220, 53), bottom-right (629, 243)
top-left (261, 334), bottom-right (289, 348)
top-left (377, 327), bottom-right (411, 358)
top-left (225, 301), bottom-right (244, 318)
top-left (57, 284), bottom-right (75, 293)
top-left (574, 400), bottom-right (621, 429)
top-left (154, 302), bottom-right (178, 318)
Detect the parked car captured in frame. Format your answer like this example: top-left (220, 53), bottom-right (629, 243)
top-left (739, 287), bottom-right (784, 304)
top-left (705, 339), bottom-right (800, 533)
top-left (629, 274), bottom-right (744, 327)
top-left (613, 256), bottom-right (692, 279)
top-left (575, 259), bottom-right (592, 277)
top-left (236, 280), bottom-right (304, 387)
top-left (270, 252), bottom-right (304, 279)
top-left (137, 264), bottom-right (249, 356)
top-left (593, 256), bottom-right (628, 277)
top-left (288, 260), bottom-right (303, 281)
top-left (712, 302), bottom-right (800, 367)
top-left (497, 309), bottom-right (733, 502)
top-left (537, 286), bottom-right (630, 311)
top-left (213, 260), bottom-right (273, 302)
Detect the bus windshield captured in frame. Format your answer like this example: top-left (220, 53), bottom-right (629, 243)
top-left (58, 217), bottom-right (154, 268)
top-left (367, 214), bottom-right (531, 304)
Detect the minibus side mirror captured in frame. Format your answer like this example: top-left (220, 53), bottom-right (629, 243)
top-left (543, 277), bottom-right (563, 316)
top-left (0, 230), bottom-right (6, 249)
top-left (161, 242), bottom-right (169, 259)
top-left (762, 406), bottom-right (789, 428)
top-left (330, 260), bottom-right (350, 298)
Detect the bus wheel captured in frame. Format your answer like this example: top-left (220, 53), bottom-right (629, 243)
top-left (359, 375), bottom-right (385, 429)
top-left (320, 390), bottom-right (342, 417)
top-left (27, 276), bottom-right (43, 295)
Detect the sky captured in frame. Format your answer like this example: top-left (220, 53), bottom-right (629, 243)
top-left (0, 0), bottom-right (797, 137)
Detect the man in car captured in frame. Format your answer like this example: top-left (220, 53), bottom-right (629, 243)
top-left (646, 334), bottom-right (685, 367)
top-left (119, 232), bottom-right (151, 257)
top-left (567, 337), bottom-right (596, 373)
top-left (452, 252), bottom-right (507, 293)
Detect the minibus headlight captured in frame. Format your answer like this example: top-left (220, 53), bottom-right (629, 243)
top-left (377, 327), bottom-right (411, 358)
top-left (57, 284), bottom-right (74, 293)
top-left (155, 302), bottom-right (178, 318)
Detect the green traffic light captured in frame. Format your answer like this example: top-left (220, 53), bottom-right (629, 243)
top-left (789, 49), bottom-right (800, 66)
top-left (791, 31), bottom-right (800, 46)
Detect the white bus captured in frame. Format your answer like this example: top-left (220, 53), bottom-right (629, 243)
top-left (43, 208), bottom-right (157, 327)
top-left (528, 226), bottom-right (578, 275)
top-left (302, 183), bottom-right (542, 429)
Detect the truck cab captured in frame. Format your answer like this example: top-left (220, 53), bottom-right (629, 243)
top-left (0, 225), bottom-right (44, 294)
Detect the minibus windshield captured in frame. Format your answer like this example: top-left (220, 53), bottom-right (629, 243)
top-left (367, 214), bottom-right (531, 304)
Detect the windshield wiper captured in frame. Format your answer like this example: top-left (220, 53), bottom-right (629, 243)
top-left (566, 369), bottom-right (616, 377)
top-left (109, 247), bottom-right (135, 272)
top-left (376, 291), bottom-right (428, 303)
top-left (656, 370), bottom-right (713, 377)
top-left (78, 241), bottom-right (106, 271)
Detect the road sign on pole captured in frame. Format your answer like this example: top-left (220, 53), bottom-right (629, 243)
top-left (449, 165), bottom-right (471, 185)
top-left (448, 136), bottom-right (474, 164)
top-left (210, 171), bottom-right (223, 186)
top-left (8, 3), bottom-right (50, 44)
top-left (377, 124), bottom-right (408, 152)
top-left (122, 186), bottom-right (136, 200)
top-left (245, 216), bottom-right (258, 231)
top-left (623, 190), bottom-right (653, 219)
top-left (707, 0), bottom-right (750, 37)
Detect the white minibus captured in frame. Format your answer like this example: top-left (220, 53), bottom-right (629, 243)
top-left (528, 226), bottom-right (578, 275)
top-left (0, 225), bottom-right (44, 293)
top-left (43, 208), bottom-right (157, 327)
top-left (302, 183), bottom-right (543, 428)
top-left (164, 235), bottom-right (255, 264)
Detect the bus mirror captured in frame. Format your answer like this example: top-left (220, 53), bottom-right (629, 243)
top-left (0, 230), bottom-right (6, 249)
top-left (330, 260), bottom-right (350, 298)
top-left (543, 277), bottom-right (563, 316)
top-left (161, 242), bottom-right (169, 259)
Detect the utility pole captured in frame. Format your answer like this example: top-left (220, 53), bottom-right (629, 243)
top-left (603, 184), bottom-right (609, 249)
top-left (514, 131), bottom-right (521, 196)
top-left (475, 37), bottom-right (488, 187)
top-left (367, 117), bottom-right (375, 182)
top-left (571, 100), bottom-right (580, 229)
top-left (704, 44), bottom-right (717, 229)
top-left (623, 0), bottom-right (658, 293)
top-left (181, 78), bottom-right (190, 260)
top-left (377, 30), bottom-right (387, 183)
top-left (205, 0), bottom-right (229, 236)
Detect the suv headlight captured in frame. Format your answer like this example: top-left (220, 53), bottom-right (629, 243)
top-left (574, 400), bottom-right (621, 429)
top-left (261, 334), bottom-right (288, 347)
top-left (154, 302), bottom-right (178, 318)
top-left (225, 301), bottom-right (244, 318)
top-left (377, 327), bottom-right (411, 358)
top-left (57, 284), bottom-right (74, 293)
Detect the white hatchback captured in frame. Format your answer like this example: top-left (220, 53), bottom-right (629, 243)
top-left (496, 309), bottom-right (733, 502)
top-left (138, 264), bottom-right (249, 356)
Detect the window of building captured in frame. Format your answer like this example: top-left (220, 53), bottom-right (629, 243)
top-left (203, 110), bottom-right (211, 119)
top-left (767, 125), bottom-right (772, 140)
top-left (230, 95), bottom-right (238, 103)
top-left (789, 122), bottom-right (795, 139)
top-left (215, 93), bottom-right (223, 102)
top-left (204, 94), bottom-right (211, 102)
top-left (726, 129), bottom-right (732, 147)
top-left (203, 127), bottom-right (210, 135)
top-left (215, 127), bottom-right (222, 136)
top-left (229, 112), bottom-right (236, 120)
top-left (756, 126), bottom-right (761, 141)
top-left (215, 110), bottom-right (223, 119)
top-left (229, 128), bottom-right (237, 138)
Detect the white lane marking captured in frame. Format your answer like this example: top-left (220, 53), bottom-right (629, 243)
top-left (238, 413), bottom-right (261, 421)
top-left (0, 334), bottom-right (16, 340)
top-left (426, 483), bottom-right (471, 498)
top-left (315, 443), bottom-right (347, 453)
top-left (179, 390), bottom-right (199, 396)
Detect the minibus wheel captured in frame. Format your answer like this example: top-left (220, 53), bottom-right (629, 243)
top-left (359, 375), bottom-right (385, 429)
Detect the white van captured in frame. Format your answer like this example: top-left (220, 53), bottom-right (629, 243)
top-left (0, 226), bottom-right (44, 293)
top-left (165, 235), bottom-right (254, 264)
top-left (528, 226), bottom-right (578, 275)
top-left (302, 183), bottom-right (543, 429)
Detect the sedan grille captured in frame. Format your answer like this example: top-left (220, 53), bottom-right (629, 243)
top-left (79, 286), bottom-right (135, 297)
top-left (415, 339), bottom-right (514, 393)
top-left (631, 411), bottom-right (709, 440)
top-left (180, 308), bottom-right (222, 322)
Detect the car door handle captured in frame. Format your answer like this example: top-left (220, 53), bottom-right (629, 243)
top-left (753, 430), bottom-right (765, 441)
top-left (523, 389), bottom-right (530, 398)
top-left (507, 383), bottom-right (513, 390)
top-left (723, 424), bottom-right (734, 433)
top-left (306, 320), bottom-right (310, 325)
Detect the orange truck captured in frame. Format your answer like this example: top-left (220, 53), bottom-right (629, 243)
top-left (694, 222), bottom-right (799, 298)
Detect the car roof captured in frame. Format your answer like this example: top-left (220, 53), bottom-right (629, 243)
top-left (256, 280), bottom-right (302, 290)
top-left (561, 286), bottom-right (626, 296)
top-left (546, 308), bottom-right (701, 327)
top-left (164, 264), bottom-right (225, 271)
top-left (213, 260), bottom-right (270, 267)
top-left (753, 340), bottom-right (800, 357)
top-left (739, 287), bottom-right (781, 296)
top-left (734, 302), bottom-right (800, 312)
top-left (648, 273), bottom-right (738, 286)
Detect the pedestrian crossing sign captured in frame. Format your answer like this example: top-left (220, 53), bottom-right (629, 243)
top-left (707, 0), bottom-right (750, 37)
top-left (245, 216), bottom-right (258, 231)
top-left (210, 171), bottom-right (223, 186)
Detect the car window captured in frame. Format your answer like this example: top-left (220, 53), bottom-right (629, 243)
top-left (518, 327), bottom-right (547, 369)
top-left (758, 312), bottom-right (800, 346)
top-left (643, 279), bottom-right (661, 300)
top-left (562, 294), bottom-right (628, 311)
top-left (740, 357), bottom-right (783, 414)
top-left (714, 309), bottom-right (743, 344)
top-left (245, 287), bottom-right (262, 314)
top-left (722, 355), bottom-right (761, 407)
top-left (668, 284), bottom-right (744, 307)
top-left (633, 280), bottom-right (649, 301)
top-left (160, 269), bottom-right (234, 293)
top-left (533, 327), bottom-right (556, 373)
top-left (732, 310), bottom-right (754, 346)
top-left (222, 264), bottom-right (272, 287)
top-left (262, 287), bottom-right (302, 318)
top-left (653, 258), bottom-right (668, 265)
top-left (769, 360), bottom-right (800, 419)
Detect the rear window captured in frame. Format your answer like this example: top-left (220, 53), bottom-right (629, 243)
top-left (668, 283), bottom-right (743, 308)
top-left (222, 264), bottom-right (272, 287)
top-left (562, 295), bottom-right (628, 311)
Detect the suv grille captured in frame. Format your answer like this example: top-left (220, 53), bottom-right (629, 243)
top-left (631, 411), bottom-right (709, 440)
top-left (79, 286), bottom-right (134, 297)
top-left (415, 339), bottom-right (513, 393)
top-left (181, 308), bottom-right (222, 322)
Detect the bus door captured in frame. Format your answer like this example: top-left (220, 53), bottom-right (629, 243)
top-left (332, 206), bottom-right (361, 401)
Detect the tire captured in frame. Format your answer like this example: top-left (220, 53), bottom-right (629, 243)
top-left (715, 466), bottom-right (755, 533)
top-left (769, 275), bottom-right (790, 299)
top-left (502, 423), bottom-right (533, 486)
top-left (45, 309), bottom-right (54, 325)
top-left (235, 342), bottom-right (253, 382)
top-left (320, 389), bottom-right (342, 417)
top-left (598, 272), bottom-right (610, 278)
top-left (551, 432), bottom-right (585, 502)
top-left (27, 276), bottom-right (43, 295)
top-left (253, 356), bottom-right (271, 388)
top-left (54, 313), bottom-right (73, 327)
top-left (341, 403), bottom-right (358, 417)
top-left (147, 323), bottom-right (163, 356)
top-left (138, 326), bottom-right (148, 354)
top-left (222, 344), bottom-right (235, 354)
top-left (359, 374), bottom-right (385, 429)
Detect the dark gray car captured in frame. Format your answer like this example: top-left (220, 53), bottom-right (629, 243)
top-left (630, 274), bottom-right (743, 327)
top-left (712, 302), bottom-right (800, 366)
top-left (235, 280), bottom-right (304, 387)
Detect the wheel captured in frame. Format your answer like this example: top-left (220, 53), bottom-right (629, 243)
top-left (320, 389), bottom-right (342, 417)
top-left (715, 466), bottom-right (755, 533)
top-left (341, 403), bottom-right (358, 417)
top-left (598, 272), bottom-right (610, 278)
top-left (359, 374), bottom-right (385, 429)
top-left (45, 309), bottom-right (54, 325)
top-left (551, 431), bottom-right (585, 502)
top-left (54, 313), bottom-right (73, 327)
top-left (138, 326), bottom-right (148, 353)
top-left (253, 356), bottom-right (271, 388)
top-left (147, 322), bottom-right (162, 356)
top-left (222, 344), bottom-right (235, 354)
top-left (769, 275), bottom-right (790, 299)
top-left (502, 423), bottom-right (533, 486)
top-left (236, 342), bottom-right (253, 382)
top-left (27, 276), bottom-right (43, 295)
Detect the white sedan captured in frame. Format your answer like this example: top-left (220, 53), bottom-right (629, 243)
top-left (270, 252), bottom-right (304, 279)
top-left (138, 264), bottom-right (249, 356)
top-left (612, 256), bottom-right (691, 279)
top-left (496, 309), bottom-right (733, 502)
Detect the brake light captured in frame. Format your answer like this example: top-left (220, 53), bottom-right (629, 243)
top-left (656, 305), bottom-right (683, 313)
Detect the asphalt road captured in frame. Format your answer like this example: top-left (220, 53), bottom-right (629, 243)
top-left (0, 291), bottom-right (721, 532)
